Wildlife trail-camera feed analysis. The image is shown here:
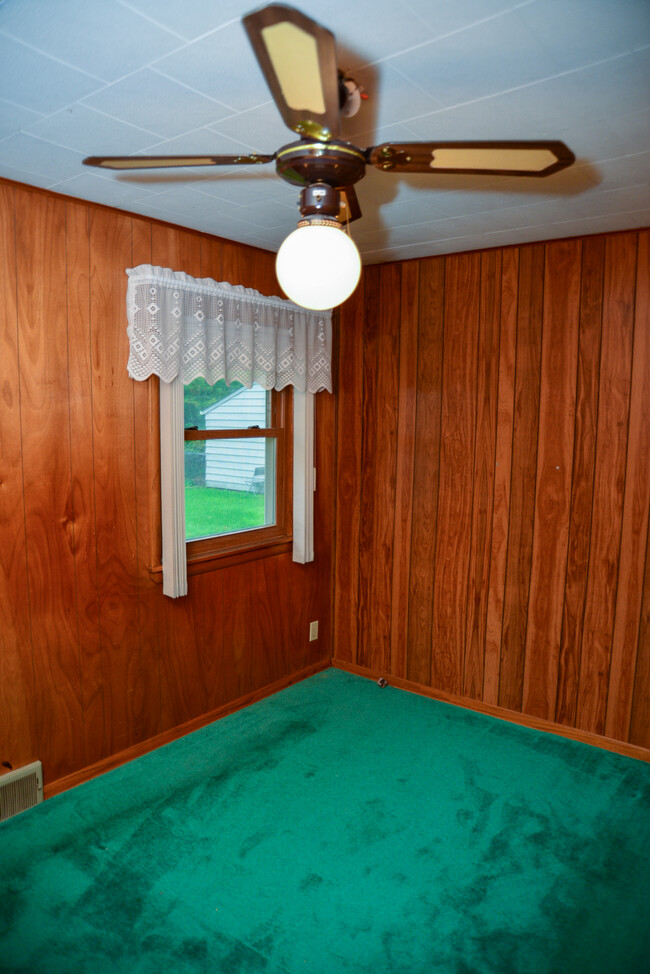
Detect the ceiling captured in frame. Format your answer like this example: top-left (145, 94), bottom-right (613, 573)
top-left (1, 0), bottom-right (648, 265)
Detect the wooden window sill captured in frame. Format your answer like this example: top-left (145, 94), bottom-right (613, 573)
top-left (149, 535), bottom-right (293, 580)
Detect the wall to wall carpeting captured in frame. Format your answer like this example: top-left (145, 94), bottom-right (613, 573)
top-left (0, 180), bottom-right (335, 789)
top-left (334, 231), bottom-right (650, 753)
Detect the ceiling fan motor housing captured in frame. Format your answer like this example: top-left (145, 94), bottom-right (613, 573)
top-left (275, 139), bottom-right (367, 188)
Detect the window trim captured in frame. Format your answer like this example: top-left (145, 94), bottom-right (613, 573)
top-left (184, 385), bottom-right (292, 562)
top-left (158, 377), bottom-right (314, 597)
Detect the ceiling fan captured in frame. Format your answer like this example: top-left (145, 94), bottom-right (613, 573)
top-left (83, 2), bottom-right (575, 308)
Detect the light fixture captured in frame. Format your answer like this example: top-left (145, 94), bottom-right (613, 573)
top-left (275, 182), bottom-right (362, 310)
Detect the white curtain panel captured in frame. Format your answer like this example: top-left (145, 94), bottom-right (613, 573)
top-left (126, 265), bottom-right (332, 394)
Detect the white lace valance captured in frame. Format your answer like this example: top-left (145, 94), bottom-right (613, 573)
top-left (126, 265), bottom-right (332, 393)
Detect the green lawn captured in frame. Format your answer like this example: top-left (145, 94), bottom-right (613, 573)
top-left (185, 485), bottom-right (266, 540)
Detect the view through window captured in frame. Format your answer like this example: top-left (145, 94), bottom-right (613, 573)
top-left (184, 378), bottom-right (277, 542)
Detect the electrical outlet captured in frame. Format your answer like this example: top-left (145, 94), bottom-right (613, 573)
top-left (309, 620), bottom-right (319, 641)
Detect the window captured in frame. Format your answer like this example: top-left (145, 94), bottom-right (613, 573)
top-left (159, 376), bottom-right (314, 598)
top-left (183, 377), bottom-right (292, 562)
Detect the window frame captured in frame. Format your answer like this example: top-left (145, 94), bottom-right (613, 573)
top-left (157, 377), bottom-right (314, 597)
top-left (184, 385), bottom-right (293, 565)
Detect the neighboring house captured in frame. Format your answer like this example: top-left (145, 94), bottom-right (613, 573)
top-left (201, 384), bottom-right (268, 492)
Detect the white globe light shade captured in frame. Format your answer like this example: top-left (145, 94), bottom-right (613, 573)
top-left (276, 223), bottom-right (362, 310)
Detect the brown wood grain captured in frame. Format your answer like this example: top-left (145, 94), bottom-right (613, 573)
top-left (406, 258), bottom-right (445, 686)
top-left (0, 183), bottom-right (39, 770)
top-left (629, 503), bottom-right (650, 749)
top-left (357, 264), bottom-right (400, 673)
top-left (65, 199), bottom-right (105, 766)
top-left (464, 249), bottom-right (501, 699)
top-left (483, 247), bottom-right (518, 705)
top-left (356, 264), bottom-right (381, 669)
top-left (555, 236), bottom-right (605, 727)
top-left (522, 239), bottom-right (581, 720)
top-left (605, 231), bottom-right (650, 741)
top-left (16, 189), bottom-right (85, 782)
top-left (576, 232), bottom-right (637, 735)
top-left (0, 179), bottom-right (336, 787)
top-left (333, 278), bottom-right (365, 664)
top-left (431, 253), bottom-right (480, 694)
top-left (88, 207), bottom-right (143, 756)
top-left (130, 216), bottom-right (161, 743)
top-left (498, 244), bottom-right (545, 712)
top-left (390, 260), bottom-right (419, 679)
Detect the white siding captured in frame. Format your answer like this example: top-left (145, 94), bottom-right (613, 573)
top-left (202, 384), bottom-right (269, 491)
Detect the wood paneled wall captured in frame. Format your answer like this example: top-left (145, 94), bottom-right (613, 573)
top-left (334, 230), bottom-right (650, 751)
top-left (0, 180), bottom-right (334, 786)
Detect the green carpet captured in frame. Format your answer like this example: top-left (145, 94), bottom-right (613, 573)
top-left (1, 669), bottom-right (649, 973)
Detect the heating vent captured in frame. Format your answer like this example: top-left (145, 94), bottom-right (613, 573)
top-left (0, 761), bottom-right (43, 823)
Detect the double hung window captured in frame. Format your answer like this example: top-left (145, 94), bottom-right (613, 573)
top-left (183, 378), bottom-right (292, 559)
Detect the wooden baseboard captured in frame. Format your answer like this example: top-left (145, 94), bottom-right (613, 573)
top-left (44, 659), bottom-right (330, 799)
top-left (332, 658), bottom-right (650, 764)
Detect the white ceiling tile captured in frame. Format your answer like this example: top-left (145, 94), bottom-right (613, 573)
top-left (153, 21), bottom-right (269, 113)
top-left (0, 133), bottom-right (84, 181)
top-left (514, 0), bottom-right (650, 73)
top-left (119, 0), bottom-right (246, 42)
top-left (0, 98), bottom-right (42, 140)
top-left (81, 69), bottom-right (233, 139)
top-left (0, 1), bottom-right (647, 261)
top-left (387, 10), bottom-right (565, 109)
top-left (547, 212), bottom-right (641, 234)
top-left (49, 170), bottom-right (160, 206)
top-left (0, 33), bottom-right (100, 113)
top-left (0, 163), bottom-right (55, 190)
top-left (0, 0), bottom-right (183, 82)
top-left (24, 105), bottom-right (164, 155)
top-left (400, 0), bottom-right (532, 38)
top-left (402, 97), bottom-right (532, 142)
top-left (208, 104), bottom-right (289, 154)
top-left (590, 152), bottom-right (650, 190)
top-left (300, 0), bottom-right (437, 69)
top-left (234, 199), bottom-right (297, 231)
top-left (193, 171), bottom-right (297, 207)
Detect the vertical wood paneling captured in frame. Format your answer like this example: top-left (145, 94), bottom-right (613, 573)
top-left (605, 231), bottom-right (650, 740)
top-left (483, 247), bottom-right (518, 705)
top-left (0, 183), bottom-right (38, 769)
top-left (390, 261), bottom-right (419, 679)
top-left (333, 280), bottom-right (364, 664)
top-left (555, 236), bottom-right (605, 727)
top-left (431, 253), bottom-right (480, 694)
top-left (357, 264), bottom-right (400, 671)
top-left (406, 258), bottom-right (445, 686)
top-left (498, 244), bottom-right (545, 711)
top-left (0, 180), bottom-right (334, 786)
top-left (576, 233), bottom-right (636, 735)
top-left (89, 207), bottom-right (143, 756)
top-left (464, 250), bottom-right (501, 699)
top-left (629, 504), bottom-right (650, 748)
top-left (65, 199), bottom-right (105, 766)
top-left (334, 228), bottom-right (649, 752)
top-left (131, 216), bottom-right (160, 744)
top-left (16, 189), bottom-right (85, 779)
top-left (522, 239), bottom-right (581, 720)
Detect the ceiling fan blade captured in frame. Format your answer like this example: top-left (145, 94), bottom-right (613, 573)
top-left (367, 141), bottom-right (575, 177)
top-left (338, 186), bottom-right (362, 224)
top-left (243, 4), bottom-right (340, 142)
top-left (83, 153), bottom-right (275, 170)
